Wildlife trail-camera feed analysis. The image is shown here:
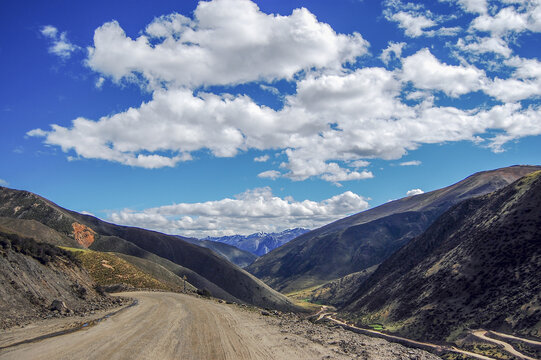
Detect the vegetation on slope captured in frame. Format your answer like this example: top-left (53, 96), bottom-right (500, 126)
top-left (67, 248), bottom-right (186, 292)
top-left (342, 170), bottom-right (541, 342)
top-left (0, 231), bottom-right (78, 265)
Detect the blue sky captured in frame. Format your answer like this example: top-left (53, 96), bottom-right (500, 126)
top-left (1, 0), bottom-right (540, 236)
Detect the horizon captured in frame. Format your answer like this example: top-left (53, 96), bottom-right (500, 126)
top-left (1, 0), bottom-right (540, 237)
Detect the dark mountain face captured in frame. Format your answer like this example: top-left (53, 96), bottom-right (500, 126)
top-left (180, 237), bottom-right (258, 268)
top-left (342, 171), bottom-right (541, 342)
top-left (207, 228), bottom-right (310, 256)
top-left (0, 187), bottom-right (299, 312)
top-left (246, 166), bottom-right (541, 293)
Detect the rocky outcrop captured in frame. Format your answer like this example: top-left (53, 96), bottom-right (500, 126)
top-left (72, 222), bottom-right (96, 248)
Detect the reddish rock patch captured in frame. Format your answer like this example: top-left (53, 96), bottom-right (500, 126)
top-left (71, 223), bottom-right (96, 248)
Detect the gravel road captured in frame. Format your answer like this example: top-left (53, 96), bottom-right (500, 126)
top-left (0, 291), bottom-right (440, 360)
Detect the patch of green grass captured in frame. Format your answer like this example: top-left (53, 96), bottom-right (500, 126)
top-left (368, 324), bottom-right (385, 331)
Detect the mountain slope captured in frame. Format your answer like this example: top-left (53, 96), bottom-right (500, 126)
top-left (207, 228), bottom-right (310, 256)
top-left (181, 237), bottom-right (258, 268)
top-left (342, 170), bottom-right (541, 342)
top-left (0, 187), bottom-right (299, 311)
top-left (0, 231), bottom-right (113, 329)
top-left (247, 165), bottom-right (541, 293)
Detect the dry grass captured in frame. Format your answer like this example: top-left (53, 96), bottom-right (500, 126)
top-left (63, 247), bottom-right (180, 292)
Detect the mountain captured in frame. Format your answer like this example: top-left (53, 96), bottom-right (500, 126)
top-left (247, 165), bottom-right (541, 293)
top-left (180, 237), bottom-right (258, 268)
top-left (207, 228), bottom-right (310, 256)
top-left (0, 230), bottom-right (115, 329)
top-left (342, 170), bottom-right (541, 342)
top-left (0, 187), bottom-right (299, 312)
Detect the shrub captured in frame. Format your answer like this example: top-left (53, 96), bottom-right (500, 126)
top-left (196, 288), bottom-right (211, 297)
top-left (0, 231), bottom-right (79, 265)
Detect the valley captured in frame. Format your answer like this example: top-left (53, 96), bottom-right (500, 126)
top-left (1, 165), bottom-right (541, 360)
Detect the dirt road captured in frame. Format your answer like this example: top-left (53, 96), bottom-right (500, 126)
top-left (472, 330), bottom-right (537, 360)
top-left (0, 292), bottom-right (376, 360)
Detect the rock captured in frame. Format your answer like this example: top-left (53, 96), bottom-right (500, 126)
top-left (50, 299), bottom-right (69, 313)
top-left (261, 311), bottom-right (271, 316)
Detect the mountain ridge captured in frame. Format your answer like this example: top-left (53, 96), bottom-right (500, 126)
top-left (341, 170), bottom-right (541, 342)
top-left (247, 165), bottom-right (541, 293)
top-left (0, 186), bottom-right (299, 312)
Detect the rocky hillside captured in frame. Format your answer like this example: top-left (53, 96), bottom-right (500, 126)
top-left (0, 231), bottom-right (118, 329)
top-left (342, 170), bottom-right (541, 342)
top-left (0, 187), bottom-right (299, 312)
top-left (247, 165), bottom-right (541, 293)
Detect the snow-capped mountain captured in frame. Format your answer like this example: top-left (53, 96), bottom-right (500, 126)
top-left (206, 228), bottom-right (310, 256)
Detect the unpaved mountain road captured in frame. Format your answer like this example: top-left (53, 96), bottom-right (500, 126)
top-left (0, 291), bottom-right (439, 360)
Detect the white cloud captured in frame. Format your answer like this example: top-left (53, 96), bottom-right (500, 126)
top-left (0, 179), bottom-right (8, 186)
top-left (380, 41), bottom-right (406, 65)
top-left (400, 160), bottom-right (422, 166)
top-left (95, 77), bottom-right (105, 89)
top-left (29, 0), bottom-right (541, 183)
top-left (260, 84), bottom-right (281, 95)
top-left (459, 0), bottom-right (488, 14)
top-left (109, 187), bottom-right (370, 237)
top-left (406, 188), bottom-right (424, 196)
top-left (484, 56), bottom-right (541, 102)
top-left (254, 154), bottom-right (270, 162)
top-left (441, 0), bottom-right (487, 14)
top-left (41, 25), bottom-right (79, 59)
top-left (471, 5), bottom-right (530, 36)
top-left (349, 160), bottom-right (371, 168)
top-left (389, 11), bottom-right (437, 37)
top-left (456, 36), bottom-right (512, 57)
top-left (401, 48), bottom-right (486, 97)
top-left (258, 170), bottom-right (281, 179)
top-left (86, 0), bottom-right (369, 89)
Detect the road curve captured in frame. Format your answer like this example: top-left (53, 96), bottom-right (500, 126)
top-left (0, 292), bottom-right (344, 360)
top-left (472, 330), bottom-right (537, 360)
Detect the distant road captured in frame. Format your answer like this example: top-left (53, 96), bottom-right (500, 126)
top-left (0, 292), bottom-right (346, 360)
top-left (472, 330), bottom-right (537, 360)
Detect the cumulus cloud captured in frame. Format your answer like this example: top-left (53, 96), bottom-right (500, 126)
top-left (380, 41), bottom-right (406, 65)
top-left (389, 11), bottom-right (436, 37)
top-left (406, 188), bottom-right (424, 196)
top-left (41, 25), bottom-right (79, 59)
top-left (456, 36), bottom-right (512, 57)
top-left (400, 160), bottom-right (421, 166)
top-left (258, 170), bottom-right (281, 179)
top-left (401, 48), bottom-right (486, 97)
top-left (29, 0), bottom-right (541, 183)
top-left (108, 187), bottom-right (370, 236)
top-left (254, 154), bottom-right (269, 162)
top-left (484, 56), bottom-right (541, 102)
top-left (95, 77), bottom-right (105, 89)
top-left (86, 0), bottom-right (369, 89)
top-left (471, 3), bottom-right (541, 36)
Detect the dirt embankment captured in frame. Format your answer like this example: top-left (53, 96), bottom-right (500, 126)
top-left (0, 291), bottom-right (441, 360)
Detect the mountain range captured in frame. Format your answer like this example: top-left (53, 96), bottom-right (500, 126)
top-left (0, 187), bottom-right (299, 312)
top-left (246, 165), bottom-right (541, 294)
top-left (206, 228), bottom-right (310, 256)
top-left (342, 169), bottom-right (541, 342)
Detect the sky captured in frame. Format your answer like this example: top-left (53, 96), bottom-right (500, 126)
top-left (1, 0), bottom-right (540, 237)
